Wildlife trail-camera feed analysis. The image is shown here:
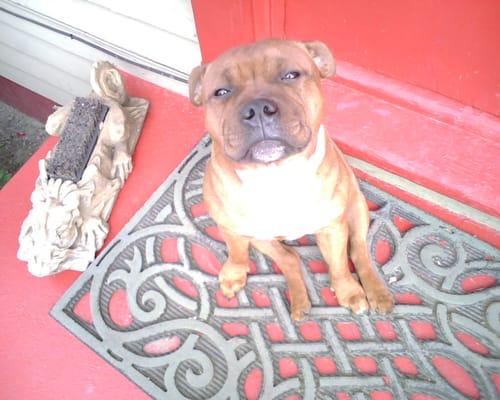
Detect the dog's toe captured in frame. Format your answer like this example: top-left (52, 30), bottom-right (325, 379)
top-left (219, 278), bottom-right (245, 298)
top-left (367, 287), bottom-right (394, 314)
top-left (291, 298), bottom-right (311, 321)
top-left (333, 282), bottom-right (369, 314)
top-left (347, 293), bottom-right (369, 314)
top-left (218, 263), bottom-right (249, 298)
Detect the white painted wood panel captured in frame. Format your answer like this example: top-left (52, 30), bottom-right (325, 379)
top-left (88, 0), bottom-right (198, 40)
top-left (0, 60), bottom-right (77, 104)
top-left (7, 0), bottom-right (200, 74)
top-left (0, 42), bottom-right (89, 98)
top-left (0, 0), bottom-right (196, 103)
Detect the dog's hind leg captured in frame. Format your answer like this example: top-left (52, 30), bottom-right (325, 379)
top-left (251, 240), bottom-right (311, 321)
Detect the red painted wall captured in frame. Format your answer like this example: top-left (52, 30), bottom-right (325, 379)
top-left (192, 0), bottom-right (255, 62)
top-left (192, 0), bottom-right (500, 116)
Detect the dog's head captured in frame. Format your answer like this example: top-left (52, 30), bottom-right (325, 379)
top-left (189, 39), bottom-right (335, 164)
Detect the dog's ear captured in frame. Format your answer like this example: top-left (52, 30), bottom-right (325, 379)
top-left (188, 65), bottom-right (206, 106)
top-left (303, 41), bottom-right (335, 78)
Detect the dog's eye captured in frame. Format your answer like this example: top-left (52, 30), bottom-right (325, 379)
top-left (214, 88), bottom-right (231, 97)
top-left (282, 71), bottom-right (301, 81)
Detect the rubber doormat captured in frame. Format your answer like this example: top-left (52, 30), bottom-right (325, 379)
top-left (51, 136), bottom-right (500, 400)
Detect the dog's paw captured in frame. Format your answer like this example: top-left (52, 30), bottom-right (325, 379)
top-left (291, 297), bottom-right (311, 321)
top-left (218, 263), bottom-right (249, 298)
top-left (332, 281), bottom-right (369, 314)
top-left (366, 283), bottom-right (394, 314)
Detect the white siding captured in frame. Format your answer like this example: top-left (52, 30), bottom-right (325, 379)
top-left (0, 0), bottom-right (198, 104)
top-left (87, 0), bottom-right (198, 41)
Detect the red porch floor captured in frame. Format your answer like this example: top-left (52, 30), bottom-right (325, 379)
top-left (0, 71), bottom-right (498, 399)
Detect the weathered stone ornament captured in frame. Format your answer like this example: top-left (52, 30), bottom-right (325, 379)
top-left (18, 61), bottom-right (149, 276)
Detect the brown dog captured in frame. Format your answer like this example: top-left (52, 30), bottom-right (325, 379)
top-left (189, 39), bottom-right (393, 320)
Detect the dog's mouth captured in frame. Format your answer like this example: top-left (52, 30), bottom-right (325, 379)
top-left (223, 118), bottom-right (312, 164)
top-left (249, 140), bottom-right (287, 163)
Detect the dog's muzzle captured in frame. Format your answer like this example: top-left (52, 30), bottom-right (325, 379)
top-left (239, 98), bottom-right (294, 163)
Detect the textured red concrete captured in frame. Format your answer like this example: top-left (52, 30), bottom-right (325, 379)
top-left (323, 79), bottom-right (500, 219)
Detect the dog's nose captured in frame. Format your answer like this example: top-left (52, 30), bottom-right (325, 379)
top-left (241, 99), bottom-right (279, 123)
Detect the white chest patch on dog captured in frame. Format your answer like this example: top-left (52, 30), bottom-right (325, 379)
top-left (232, 127), bottom-right (341, 240)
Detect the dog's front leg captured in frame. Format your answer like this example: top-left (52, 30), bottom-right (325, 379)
top-left (317, 220), bottom-right (370, 314)
top-left (251, 240), bottom-right (311, 321)
top-left (347, 194), bottom-right (394, 314)
top-left (218, 227), bottom-right (251, 298)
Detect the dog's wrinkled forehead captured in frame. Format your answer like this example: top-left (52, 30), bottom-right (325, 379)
top-left (189, 39), bottom-right (335, 107)
top-left (205, 42), bottom-right (316, 88)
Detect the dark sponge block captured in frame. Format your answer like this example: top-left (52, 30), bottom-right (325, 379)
top-left (47, 97), bottom-right (109, 183)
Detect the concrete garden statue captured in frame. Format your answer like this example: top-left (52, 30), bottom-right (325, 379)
top-left (18, 61), bottom-right (149, 276)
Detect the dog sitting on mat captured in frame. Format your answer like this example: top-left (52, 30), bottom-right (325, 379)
top-left (189, 39), bottom-right (393, 320)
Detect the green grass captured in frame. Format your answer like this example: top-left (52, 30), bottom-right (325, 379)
top-left (0, 168), bottom-right (12, 189)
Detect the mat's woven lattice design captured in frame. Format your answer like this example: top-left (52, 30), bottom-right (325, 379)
top-left (52, 137), bottom-right (500, 400)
